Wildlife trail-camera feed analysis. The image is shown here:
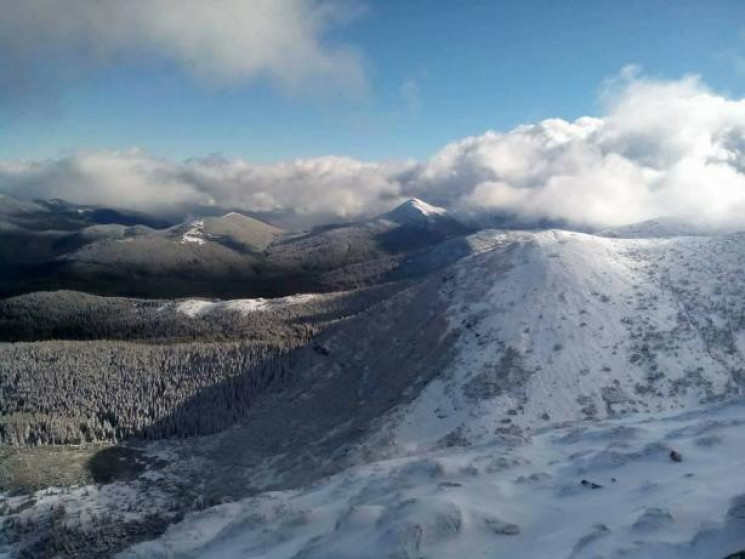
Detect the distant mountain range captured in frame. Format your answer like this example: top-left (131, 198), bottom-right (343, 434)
top-left (0, 194), bottom-right (473, 298)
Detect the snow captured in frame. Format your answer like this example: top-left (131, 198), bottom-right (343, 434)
top-left (117, 228), bottom-right (745, 558)
top-left (172, 299), bottom-right (218, 317)
top-left (381, 198), bottom-right (450, 223)
top-left (387, 230), bottom-right (745, 451)
top-left (180, 220), bottom-right (206, 244)
top-left (120, 401), bottom-right (745, 559)
top-left (0, 479), bottom-right (178, 557)
top-left (598, 217), bottom-right (743, 238)
top-left (408, 198), bottom-right (448, 217)
top-left (171, 293), bottom-right (321, 317)
top-left (10, 226), bottom-right (745, 558)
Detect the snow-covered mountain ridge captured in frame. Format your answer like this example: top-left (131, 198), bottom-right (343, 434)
top-left (385, 229), bottom-right (745, 451)
top-left (598, 216), bottom-right (745, 239)
top-left (6, 225), bottom-right (745, 558)
top-left (113, 227), bottom-right (745, 559)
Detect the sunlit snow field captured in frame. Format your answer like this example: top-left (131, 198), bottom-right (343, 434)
top-left (122, 401), bottom-right (745, 559)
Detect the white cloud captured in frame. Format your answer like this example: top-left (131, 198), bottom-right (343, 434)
top-left (0, 150), bottom-right (410, 227)
top-left (5, 71), bottom-right (745, 230)
top-left (410, 71), bottom-right (745, 228)
top-left (176, 154), bottom-right (409, 226)
top-left (0, 0), bottom-right (367, 103)
top-left (0, 149), bottom-right (211, 217)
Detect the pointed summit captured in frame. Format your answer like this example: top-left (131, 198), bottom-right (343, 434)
top-left (402, 198), bottom-right (448, 216)
top-left (380, 198), bottom-right (449, 225)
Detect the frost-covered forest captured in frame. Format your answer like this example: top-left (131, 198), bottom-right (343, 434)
top-left (0, 340), bottom-right (292, 445)
top-left (0, 284), bottom-right (402, 446)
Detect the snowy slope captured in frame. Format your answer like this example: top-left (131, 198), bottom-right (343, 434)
top-left (114, 228), bottom-right (745, 559)
top-left (167, 293), bottom-right (322, 317)
top-left (121, 401), bottom-right (745, 559)
top-left (138, 228), bottom-right (745, 483)
top-left (180, 219), bottom-right (206, 245)
top-left (598, 217), bottom-right (743, 238)
top-left (382, 230), bottom-right (745, 452)
top-left (10, 227), bottom-right (745, 558)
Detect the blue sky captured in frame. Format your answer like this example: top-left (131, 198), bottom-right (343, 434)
top-left (3, 0), bottom-right (745, 163)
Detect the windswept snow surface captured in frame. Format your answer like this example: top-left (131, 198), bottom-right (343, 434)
top-left (121, 401), bottom-right (745, 559)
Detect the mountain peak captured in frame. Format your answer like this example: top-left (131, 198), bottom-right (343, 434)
top-left (405, 198), bottom-right (448, 216)
top-left (381, 198), bottom-right (449, 224)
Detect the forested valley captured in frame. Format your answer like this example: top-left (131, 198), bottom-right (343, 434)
top-left (0, 284), bottom-right (402, 445)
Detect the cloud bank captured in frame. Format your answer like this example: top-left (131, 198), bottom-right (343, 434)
top-left (5, 72), bottom-right (745, 229)
top-left (0, 0), bottom-right (366, 105)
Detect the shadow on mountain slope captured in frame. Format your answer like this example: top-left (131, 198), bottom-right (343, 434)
top-left (85, 270), bottom-right (464, 499)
